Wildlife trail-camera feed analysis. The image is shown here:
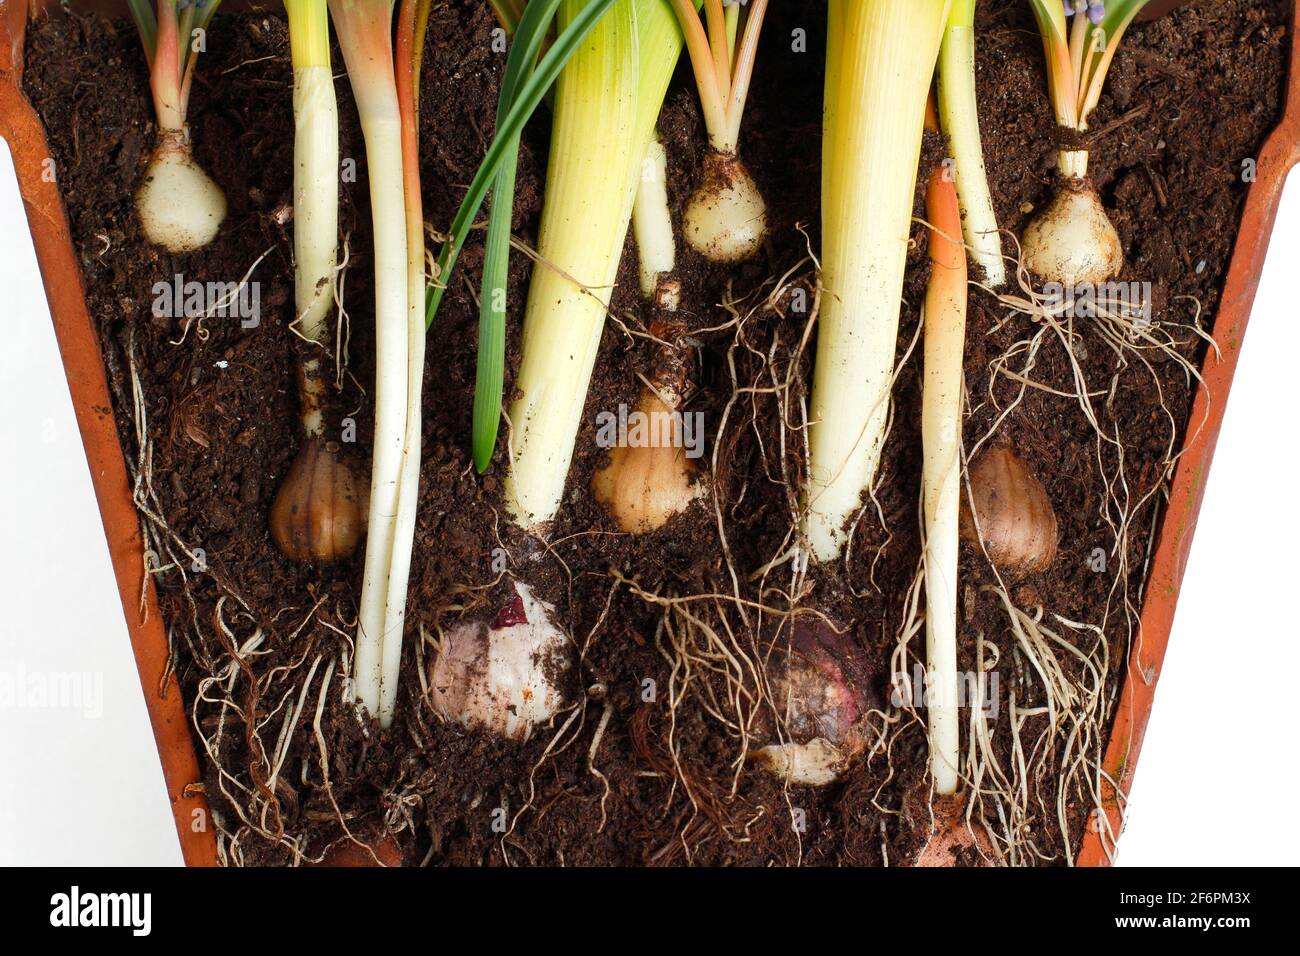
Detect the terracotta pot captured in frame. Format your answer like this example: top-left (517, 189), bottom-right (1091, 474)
top-left (2, 0), bottom-right (1297, 867)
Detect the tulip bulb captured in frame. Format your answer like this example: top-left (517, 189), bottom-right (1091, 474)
top-left (270, 437), bottom-right (365, 563)
top-left (428, 581), bottom-right (569, 742)
top-left (959, 447), bottom-right (1058, 574)
top-left (751, 617), bottom-right (873, 786)
top-left (683, 151), bottom-right (767, 263)
top-left (591, 389), bottom-right (704, 533)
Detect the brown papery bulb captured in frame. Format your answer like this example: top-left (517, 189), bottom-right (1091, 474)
top-left (270, 437), bottom-right (365, 563)
top-left (591, 388), bottom-right (704, 534)
top-left (959, 447), bottom-right (1058, 574)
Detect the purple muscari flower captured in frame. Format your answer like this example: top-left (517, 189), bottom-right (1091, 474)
top-left (1064, 1), bottom-right (1106, 23)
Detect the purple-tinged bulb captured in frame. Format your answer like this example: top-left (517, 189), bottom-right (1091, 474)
top-left (1088, 2), bottom-right (1105, 24)
top-left (749, 617), bottom-right (877, 786)
top-left (427, 580), bottom-right (570, 742)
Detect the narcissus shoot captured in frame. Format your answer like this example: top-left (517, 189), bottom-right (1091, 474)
top-left (270, 0), bottom-right (366, 567)
top-left (804, 0), bottom-right (952, 563)
top-left (502, 0), bottom-right (685, 529)
top-left (329, 0), bottom-right (419, 728)
top-left (504, 0), bottom-right (640, 529)
top-left (378, 0), bottom-right (432, 729)
top-left (632, 137), bottom-right (677, 300)
top-left (938, 0), bottom-right (1005, 287)
top-left (920, 100), bottom-right (968, 795)
top-left (424, 0), bottom-right (652, 478)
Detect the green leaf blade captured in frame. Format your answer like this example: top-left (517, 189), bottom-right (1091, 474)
top-left (472, 149), bottom-right (519, 473)
top-left (424, 0), bottom-right (620, 332)
top-left (426, 0), bottom-right (621, 469)
top-left (468, 0), bottom-right (567, 472)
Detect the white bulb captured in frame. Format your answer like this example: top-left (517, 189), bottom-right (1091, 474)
top-left (136, 147), bottom-right (227, 253)
top-left (683, 152), bottom-right (767, 263)
top-left (1022, 183), bottom-right (1123, 287)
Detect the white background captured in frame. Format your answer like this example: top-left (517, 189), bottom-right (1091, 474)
top-left (1, 130), bottom-right (1298, 867)
top-left (0, 140), bottom-right (181, 865)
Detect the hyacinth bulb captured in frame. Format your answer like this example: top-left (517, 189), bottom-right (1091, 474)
top-left (1021, 182), bottom-right (1123, 288)
top-left (751, 617), bottom-right (874, 786)
top-left (428, 581), bottom-right (570, 742)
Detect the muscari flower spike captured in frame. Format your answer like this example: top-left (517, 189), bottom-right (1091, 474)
top-left (1063, 0), bottom-right (1105, 24)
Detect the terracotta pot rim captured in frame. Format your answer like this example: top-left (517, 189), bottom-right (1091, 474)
top-left (2, 0), bottom-right (1298, 867)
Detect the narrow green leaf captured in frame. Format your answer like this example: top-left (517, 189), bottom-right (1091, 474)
top-left (471, 0), bottom-right (566, 472)
top-left (178, 2), bottom-right (197, 63)
top-left (424, 0), bottom-right (620, 333)
top-left (1079, 0), bottom-right (1150, 121)
top-left (1097, 0), bottom-right (1151, 36)
top-left (488, 0), bottom-right (523, 33)
top-left (425, 0), bottom-right (618, 471)
top-left (1026, 0), bottom-right (1067, 44)
top-left (1094, 0), bottom-right (1150, 52)
top-left (473, 154), bottom-right (516, 473)
top-left (194, 1), bottom-right (223, 35)
top-left (177, 1), bottom-right (223, 75)
top-left (127, 0), bottom-right (158, 63)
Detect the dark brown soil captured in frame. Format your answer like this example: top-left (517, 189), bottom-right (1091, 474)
top-left (21, 0), bottom-right (1291, 866)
